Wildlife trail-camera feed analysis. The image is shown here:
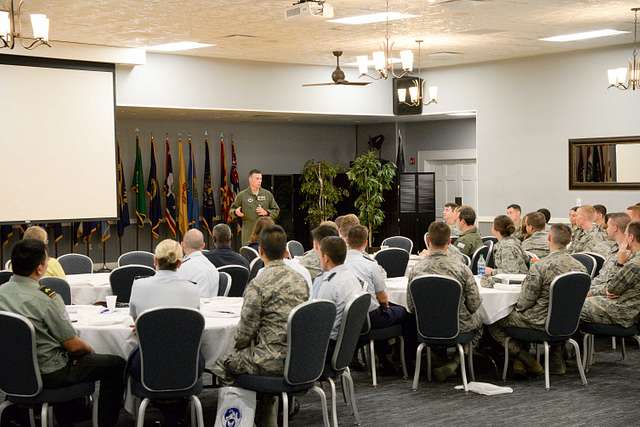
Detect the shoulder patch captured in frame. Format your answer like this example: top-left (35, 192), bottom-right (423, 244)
top-left (457, 242), bottom-right (466, 249)
top-left (39, 286), bottom-right (57, 299)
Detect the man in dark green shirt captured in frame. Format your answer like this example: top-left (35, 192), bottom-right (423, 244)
top-left (0, 239), bottom-right (125, 426)
top-left (231, 169), bottom-right (280, 245)
top-left (454, 205), bottom-right (483, 258)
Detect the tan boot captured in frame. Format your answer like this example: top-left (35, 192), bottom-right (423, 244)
top-left (516, 351), bottom-right (544, 376)
top-left (433, 358), bottom-right (459, 382)
top-left (512, 359), bottom-right (527, 378)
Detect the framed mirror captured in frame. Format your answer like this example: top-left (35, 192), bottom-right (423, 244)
top-left (569, 136), bottom-right (640, 190)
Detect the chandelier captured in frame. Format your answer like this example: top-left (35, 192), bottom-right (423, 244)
top-left (608, 7), bottom-right (639, 91)
top-left (356, 0), bottom-right (414, 80)
top-left (0, 0), bottom-right (50, 50)
top-left (397, 40), bottom-right (438, 107)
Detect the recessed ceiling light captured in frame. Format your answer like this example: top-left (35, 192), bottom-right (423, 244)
top-left (448, 111), bottom-right (476, 117)
top-left (539, 29), bottom-right (628, 42)
top-left (328, 12), bottom-right (418, 25)
top-left (146, 41), bottom-right (214, 52)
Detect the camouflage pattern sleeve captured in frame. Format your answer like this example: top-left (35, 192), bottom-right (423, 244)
top-left (607, 260), bottom-right (640, 296)
top-left (462, 267), bottom-right (482, 314)
top-left (492, 239), bottom-right (528, 275)
top-left (234, 282), bottom-right (262, 349)
top-left (515, 264), bottom-right (542, 311)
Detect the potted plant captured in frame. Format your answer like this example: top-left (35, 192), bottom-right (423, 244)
top-left (300, 160), bottom-right (349, 227)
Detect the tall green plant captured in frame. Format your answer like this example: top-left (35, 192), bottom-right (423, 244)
top-left (346, 151), bottom-right (396, 246)
top-left (300, 160), bottom-right (348, 226)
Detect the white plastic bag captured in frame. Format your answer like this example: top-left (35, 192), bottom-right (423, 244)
top-left (215, 386), bottom-right (257, 427)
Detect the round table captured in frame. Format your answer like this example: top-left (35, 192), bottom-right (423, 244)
top-left (385, 276), bottom-right (521, 325)
top-left (66, 273), bottom-right (112, 305)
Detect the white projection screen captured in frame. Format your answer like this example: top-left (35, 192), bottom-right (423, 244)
top-left (0, 56), bottom-right (117, 223)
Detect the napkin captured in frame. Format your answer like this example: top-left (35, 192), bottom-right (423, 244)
top-left (454, 382), bottom-right (513, 395)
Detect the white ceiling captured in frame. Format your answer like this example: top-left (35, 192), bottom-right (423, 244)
top-left (21, 0), bottom-right (640, 68)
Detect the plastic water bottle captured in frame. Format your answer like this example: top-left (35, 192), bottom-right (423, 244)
top-left (477, 255), bottom-right (486, 276)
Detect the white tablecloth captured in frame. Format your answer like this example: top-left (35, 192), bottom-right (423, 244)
top-left (66, 273), bottom-right (112, 305)
top-left (385, 276), bottom-right (521, 325)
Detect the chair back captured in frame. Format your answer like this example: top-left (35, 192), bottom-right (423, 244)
top-left (409, 275), bottom-right (462, 340)
top-left (470, 245), bottom-right (490, 275)
top-left (217, 265), bottom-right (250, 297)
top-left (218, 272), bottom-right (231, 297)
top-left (483, 240), bottom-right (496, 268)
top-left (0, 312), bottom-right (42, 397)
top-left (285, 300), bottom-right (336, 385)
top-left (39, 277), bottom-right (71, 305)
top-left (248, 257), bottom-right (264, 282)
top-left (461, 254), bottom-right (471, 268)
top-left (240, 246), bottom-right (259, 263)
top-left (584, 252), bottom-right (606, 277)
top-left (381, 236), bottom-right (413, 254)
top-left (546, 272), bottom-right (591, 337)
top-left (482, 236), bottom-right (498, 245)
top-left (0, 270), bottom-right (12, 286)
top-left (117, 251), bottom-right (155, 268)
top-left (332, 294), bottom-right (371, 372)
top-left (4, 260), bottom-right (11, 270)
top-left (58, 253), bottom-right (93, 274)
top-left (136, 307), bottom-right (205, 392)
top-left (109, 265), bottom-right (156, 303)
top-left (571, 253), bottom-right (597, 278)
top-left (287, 240), bottom-right (305, 258)
top-left (373, 248), bottom-right (409, 278)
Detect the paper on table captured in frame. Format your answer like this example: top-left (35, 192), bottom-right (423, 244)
top-left (493, 283), bottom-right (522, 292)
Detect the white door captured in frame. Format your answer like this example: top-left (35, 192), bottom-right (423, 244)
top-left (423, 159), bottom-right (477, 220)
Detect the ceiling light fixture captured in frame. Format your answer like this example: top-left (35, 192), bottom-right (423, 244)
top-left (356, 0), bottom-right (417, 80)
top-left (608, 8), bottom-right (640, 91)
top-left (328, 11), bottom-right (417, 25)
top-left (396, 40), bottom-right (438, 107)
top-left (0, 0), bottom-right (50, 50)
top-left (146, 41), bottom-right (214, 52)
top-left (540, 29), bottom-right (628, 43)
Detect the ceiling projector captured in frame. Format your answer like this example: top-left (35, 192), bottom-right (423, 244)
top-left (285, 1), bottom-right (334, 20)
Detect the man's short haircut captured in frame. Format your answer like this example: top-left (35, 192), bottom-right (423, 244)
top-left (549, 224), bottom-right (572, 247)
top-left (458, 205), bottom-right (476, 226)
top-left (427, 221), bottom-right (451, 247)
top-left (627, 221), bottom-right (640, 242)
top-left (627, 205), bottom-right (640, 217)
top-left (23, 225), bottom-right (48, 243)
top-left (311, 224), bottom-right (339, 243)
top-left (212, 223), bottom-right (232, 245)
top-left (320, 236), bottom-right (347, 265)
top-left (250, 217), bottom-right (275, 243)
top-left (347, 225), bottom-right (369, 249)
top-left (338, 214), bottom-right (360, 237)
top-left (578, 205), bottom-right (596, 221)
top-left (525, 212), bottom-right (546, 231)
top-left (493, 215), bottom-right (516, 237)
top-left (155, 239), bottom-right (183, 270)
top-left (318, 220), bottom-right (338, 231)
top-left (537, 208), bottom-right (551, 224)
top-left (259, 225), bottom-right (287, 261)
top-left (507, 204), bottom-right (521, 212)
top-left (248, 169), bottom-right (262, 177)
top-left (593, 204), bottom-right (607, 217)
top-left (608, 212), bottom-right (631, 232)
top-left (444, 202), bottom-right (459, 210)
top-left (11, 239), bottom-right (47, 276)
top-left (183, 228), bottom-right (205, 250)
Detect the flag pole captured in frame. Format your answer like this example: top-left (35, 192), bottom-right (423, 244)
top-left (135, 223), bottom-right (139, 251)
top-left (70, 222), bottom-right (74, 254)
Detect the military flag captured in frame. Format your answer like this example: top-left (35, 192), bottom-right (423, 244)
top-left (219, 134), bottom-right (234, 223)
top-left (230, 137), bottom-right (240, 195)
top-left (132, 135), bottom-right (147, 227)
top-left (100, 221), bottom-right (111, 243)
top-left (163, 135), bottom-right (177, 238)
top-left (73, 222), bottom-right (83, 246)
top-left (116, 141), bottom-right (130, 237)
top-left (177, 138), bottom-right (189, 236)
top-left (201, 138), bottom-right (216, 234)
top-left (147, 135), bottom-right (162, 239)
top-left (187, 138), bottom-right (200, 228)
top-left (82, 222), bottom-right (98, 242)
top-left (51, 223), bottom-right (64, 243)
top-left (1, 225), bottom-right (13, 246)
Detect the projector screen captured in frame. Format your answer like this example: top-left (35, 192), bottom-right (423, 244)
top-left (0, 56), bottom-right (117, 223)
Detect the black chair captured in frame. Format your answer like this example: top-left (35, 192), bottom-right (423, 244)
top-left (287, 240), bottom-right (305, 258)
top-left (109, 265), bottom-right (155, 303)
top-left (470, 245), bottom-right (490, 275)
top-left (584, 252), bottom-right (606, 277)
top-left (571, 253), bottom-right (597, 278)
top-left (0, 270), bottom-right (12, 285)
top-left (381, 236), bottom-right (413, 254)
top-left (248, 257), bottom-right (264, 282)
top-left (218, 271), bottom-right (231, 297)
top-left (39, 277), bottom-right (71, 305)
top-left (481, 236), bottom-right (498, 245)
top-left (502, 272), bottom-right (591, 390)
top-left (359, 313), bottom-right (408, 387)
top-left (117, 251), bottom-right (155, 268)
top-left (0, 311), bottom-right (98, 427)
top-left (240, 246), bottom-right (259, 263)
top-left (483, 240), bottom-right (496, 268)
top-left (321, 294), bottom-right (371, 427)
top-left (580, 322), bottom-right (640, 372)
top-left (373, 248), bottom-right (409, 278)
top-left (131, 307), bottom-right (205, 427)
top-left (234, 300), bottom-right (336, 427)
top-left (409, 275), bottom-right (478, 392)
top-left (217, 265), bottom-right (250, 297)
top-left (58, 253), bottom-right (93, 274)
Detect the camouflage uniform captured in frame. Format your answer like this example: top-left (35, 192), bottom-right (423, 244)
top-left (298, 249), bottom-right (323, 281)
top-left (581, 251), bottom-right (640, 328)
top-left (512, 219), bottom-right (525, 241)
top-left (572, 225), bottom-right (583, 242)
top-left (481, 236), bottom-right (529, 287)
top-left (590, 243), bottom-right (620, 297)
top-left (230, 187), bottom-right (280, 245)
top-left (449, 223), bottom-right (461, 238)
top-left (569, 226), bottom-right (610, 257)
top-left (489, 250), bottom-right (587, 354)
top-left (522, 231), bottom-right (550, 258)
top-left (213, 259), bottom-right (309, 385)
top-left (407, 251), bottom-right (482, 335)
top-left (447, 244), bottom-right (469, 266)
top-left (454, 226), bottom-right (483, 258)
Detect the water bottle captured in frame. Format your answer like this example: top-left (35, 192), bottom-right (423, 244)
top-left (477, 255), bottom-right (486, 276)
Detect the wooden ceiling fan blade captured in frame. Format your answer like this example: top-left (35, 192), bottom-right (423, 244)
top-left (302, 82), bottom-right (338, 87)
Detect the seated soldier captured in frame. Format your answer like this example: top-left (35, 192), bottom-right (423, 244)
top-left (569, 206), bottom-right (581, 240)
top-left (336, 213), bottom-right (360, 241)
top-left (179, 229), bottom-right (220, 297)
top-left (522, 212), bottom-right (550, 259)
top-left (627, 205), bottom-right (640, 222)
top-left (482, 215), bottom-right (529, 286)
top-left (21, 225), bottom-right (66, 277)
top-left (507, 204), bottom-right (524, 240)
top-left (589, 213), bottom-right (631, 296)
top-left (406, 221), bottom-right (482, 382)
top-left (0, 239), bottom-right (125, 426)
top-left (299, 223), bottom-right (339, 281)
top-left (205, 223), bottom-right (249, 268)
top-left (213, 225), bottom-right (309, 426)
top-left (454, 205), bottom-right (483, 258)
top-left (443, 202), bottom-right (461, 238)
top-left (489, 224), bottom-right (587, 377)
top-left (581, 221), bottom-right (640, 328)
top-left (593, 204), bottom-right (608, 231)
top-left (537, 208), bottom-right (551, 230)
top-left (570, 205), bottom-right (610, 256)
top-left (419, 232), bottom-right (468, 265)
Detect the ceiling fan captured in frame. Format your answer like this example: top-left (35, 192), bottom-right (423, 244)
top-left (303, 51), bottom-right (371, 87)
